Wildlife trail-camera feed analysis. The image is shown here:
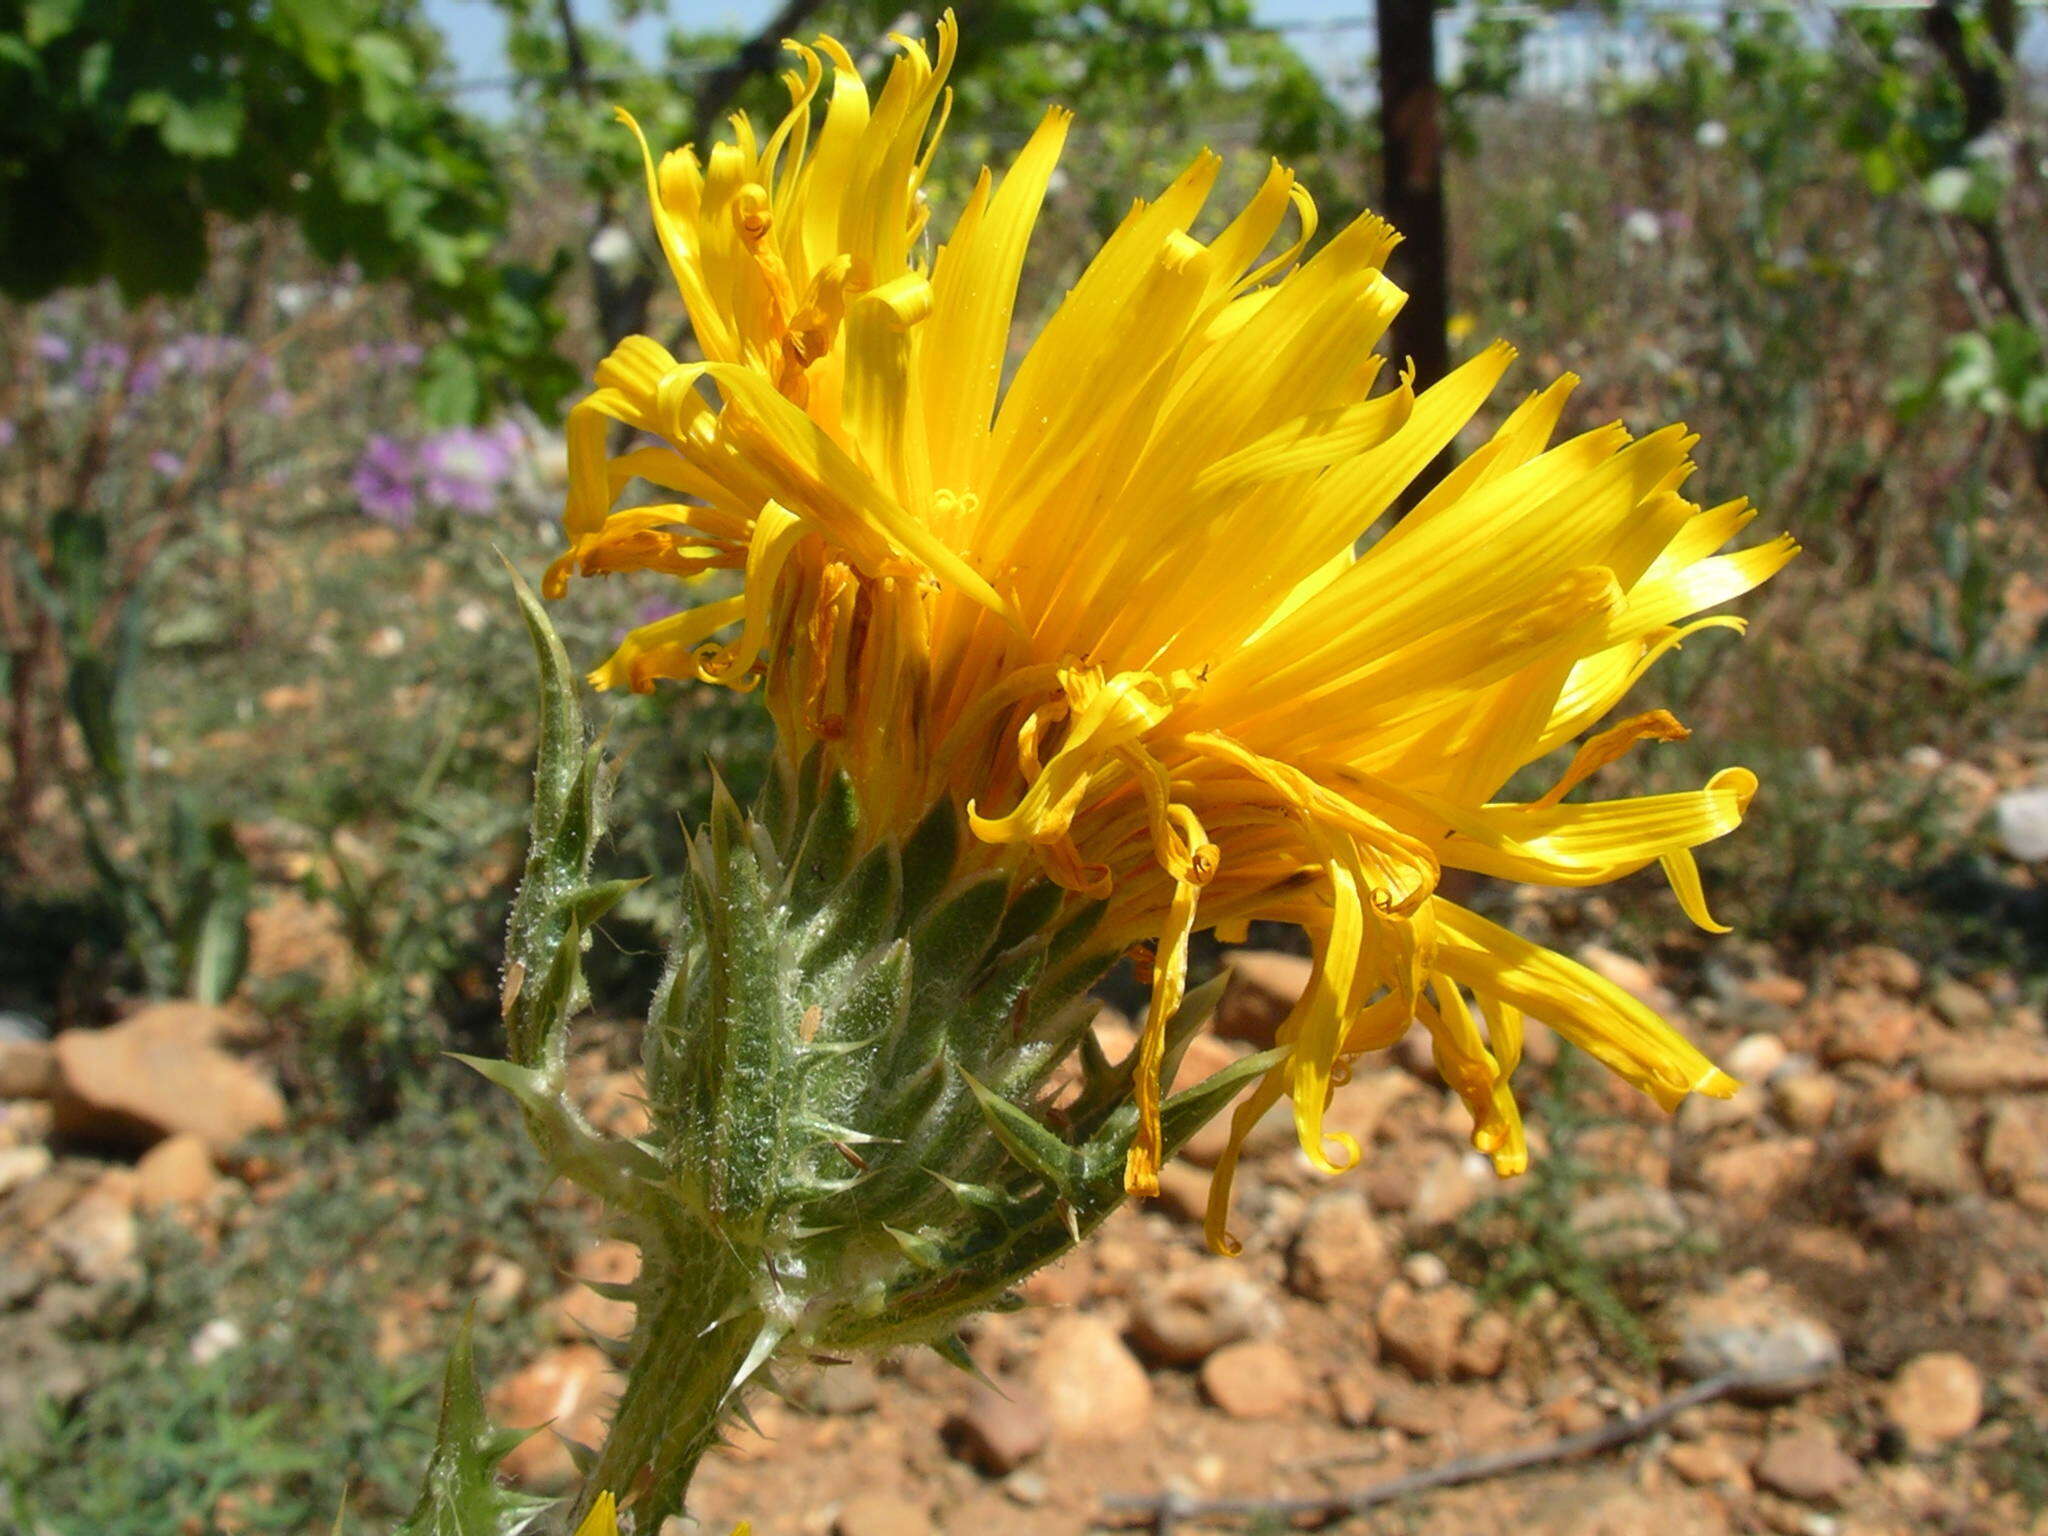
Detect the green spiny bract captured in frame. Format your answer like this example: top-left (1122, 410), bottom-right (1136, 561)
top-left (440, 570), bottom-right (1275, 1530)
top-left (641, 747), bottom-right (1247, 1356)
top-left (398, 1313), bottom-right (554, 1536)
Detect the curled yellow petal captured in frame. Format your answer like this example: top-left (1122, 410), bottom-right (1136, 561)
top-left (588, 596), bottom-right (748, 693)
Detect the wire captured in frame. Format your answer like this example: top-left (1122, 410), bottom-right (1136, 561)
top-left (442, 0), bottom-right (2048, 95)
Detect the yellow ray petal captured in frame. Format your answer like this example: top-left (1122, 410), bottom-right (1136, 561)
top-left (696, 500), bottom-right (810, 683)
top-left (615, 110), bottom-right (736, 364)
top-left (1535, 709), bottom-right (1691, 807)
top-left (1124, 870), bottom-right (1201, 1195)
top-left (1432, 899), bottom-right (1735, 1112)
top-left (1442, 766), bottom-right (1758, 887)
top-left (705, 364), bottom-right (1017, 623)
top-left (922, 108), bottom-right (1071, 496)
top-left (588, 596), bottom-right (748, 692)
top-left (1595, 534), bottom-right (1801, 646)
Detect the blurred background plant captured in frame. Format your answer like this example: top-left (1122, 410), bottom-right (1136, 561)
top-left (1, 0), bottom-right (2045, 1530)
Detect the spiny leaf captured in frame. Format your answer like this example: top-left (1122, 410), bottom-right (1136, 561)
top-left (502, 556), bottom-right (583, 846)
top-left (1077, 1046), bottom-right (1289, 1190)
top-left (992, 879), bottom-right (1065, 955)
top-left (454, 1054), bottom-right (661, 1213)
top-left (1044, 898), bottom-right (1110, 969)
top-left (521, 914), bottom-right (588, 1074)
top-left (396, 1312), bottom-right (554, 1536)
top-left (925, 1166), bottom-right (1012, 1214)
top-left (958, 1068), bottom-right (1078, 1194)
top-left (752, 755), bottom-right (796, 849)
top-left (563, 877), bottom-right (644, 931)
top-left (928, 1332), bottom-right (996, 1387)
top-left (1159, 1046), bottom-right (1287, 1153)
top-left (885, 1224), bottom-right (947, 1269)
top-left (706, 765), bottom-right (748, 879)
top-left (1155, 972), bottom-right (1236, 1097)
top-left (799, 842), bottom-right (899, 975)
top-left (503, 564), bottom-right (605, 1069)
top-left (910, 874), bottom-right (1009, 989)
top-left (1065, 970), bottom-right (1233, 1135)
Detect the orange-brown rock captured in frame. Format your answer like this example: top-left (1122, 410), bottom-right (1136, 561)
top-left (243, 892), bottom-right (355, 989)
top-left (943, 1379), bottom-right (1051, 1474)
top-left (1212, 950), bottom-right (1312, 1046)
top-left (1831, 944), bottom-right (1922, 995)
top-left (134, 1134), bottom-right (220, 1212)
top-left (0, 1038), bottom-right (57, 1100)
top-left (489, 1344), bottom-right (620, 1488)
top-left (1818, 990), bottom-right (1923, 1067)
top-left (1376, 1281), bottom-right (1475, 1381)
top-left (1288, 1191), bottom-right (1393, 1300)
top-left (1200, 1339), bottom-right (1307, 1419)
top-left (1753, 1422), bottom-right (1860, 1502)
top-left (554, 1238), bottom-right (639, 1340)
top-left (1695, 1137), bottom-right (1817, 1211)
top-left (1128, 1261), bottom-right (1277, 1365)
top-left (1883, 1352), bottom-right (1983, 1453)
top-left (52, 1006), bottom-right (284, 1155)
top-left (1026, 1316), bottom-right (1152, 1442)
top-left (1922, 1035), bottom-right (2048, 1094)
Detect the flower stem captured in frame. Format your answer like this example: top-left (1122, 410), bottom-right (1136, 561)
top-left (570, 1247), bottom-right (763, 1532)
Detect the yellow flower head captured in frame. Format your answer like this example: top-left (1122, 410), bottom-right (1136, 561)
top-left (548, 15), bottom-right (1797, 1250)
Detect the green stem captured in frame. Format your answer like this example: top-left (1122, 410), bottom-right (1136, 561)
top-left (570, 1247), bottom-right (763, 1532)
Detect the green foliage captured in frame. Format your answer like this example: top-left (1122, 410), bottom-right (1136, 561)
top-left (1690, 737), bottom-right (2047, 974)
top-left (1615, 3), bottom-right (2044, 482)
top-left (1891, 512), bottom-right (2048, 698)
top-left (0, 0), bottom-right (574, 418)
top-left (1910, 319), bottom-right (2048, 432)
top-left (1985, 1387), bottom-right (2048, 1512)
top-left (1833, 5), bottom-right (1991, 190)
top-left (0, 1089), bottom-right (581, 1534)
top-left (19, 509), bottom-right (252, 1002)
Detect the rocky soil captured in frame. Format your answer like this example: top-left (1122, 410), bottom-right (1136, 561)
top-left (4, 911), bottom-right (2045, 1533)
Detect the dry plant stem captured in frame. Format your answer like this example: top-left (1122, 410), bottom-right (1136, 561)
top-left (1103, 1366), bottom-right (1822, 1532)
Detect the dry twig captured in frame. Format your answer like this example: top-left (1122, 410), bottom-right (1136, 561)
top-left (1102, 1366), bottom-right (1823, 1533)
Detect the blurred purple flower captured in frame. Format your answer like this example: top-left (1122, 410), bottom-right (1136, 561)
top-left (34, 333), bottom-right (70, 365)
top-left (350, 419), bottom-right (524, 526)
top-left (353, 435), bottom-right (420, 528)
top-left (384, 342), bottom-right (424, 368)
top-left (163, 334), bottom-right (244, 375)
top-left (262, 388), bottom-right (294, 417)
top-left (420, 421), bottom-right (522, 515)
top-left (149, 450), bottom-right (183, 478)
top-left (78, 342), bottom-right (130, 392)
top-left (0, 419), bottom-right (15, 449)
